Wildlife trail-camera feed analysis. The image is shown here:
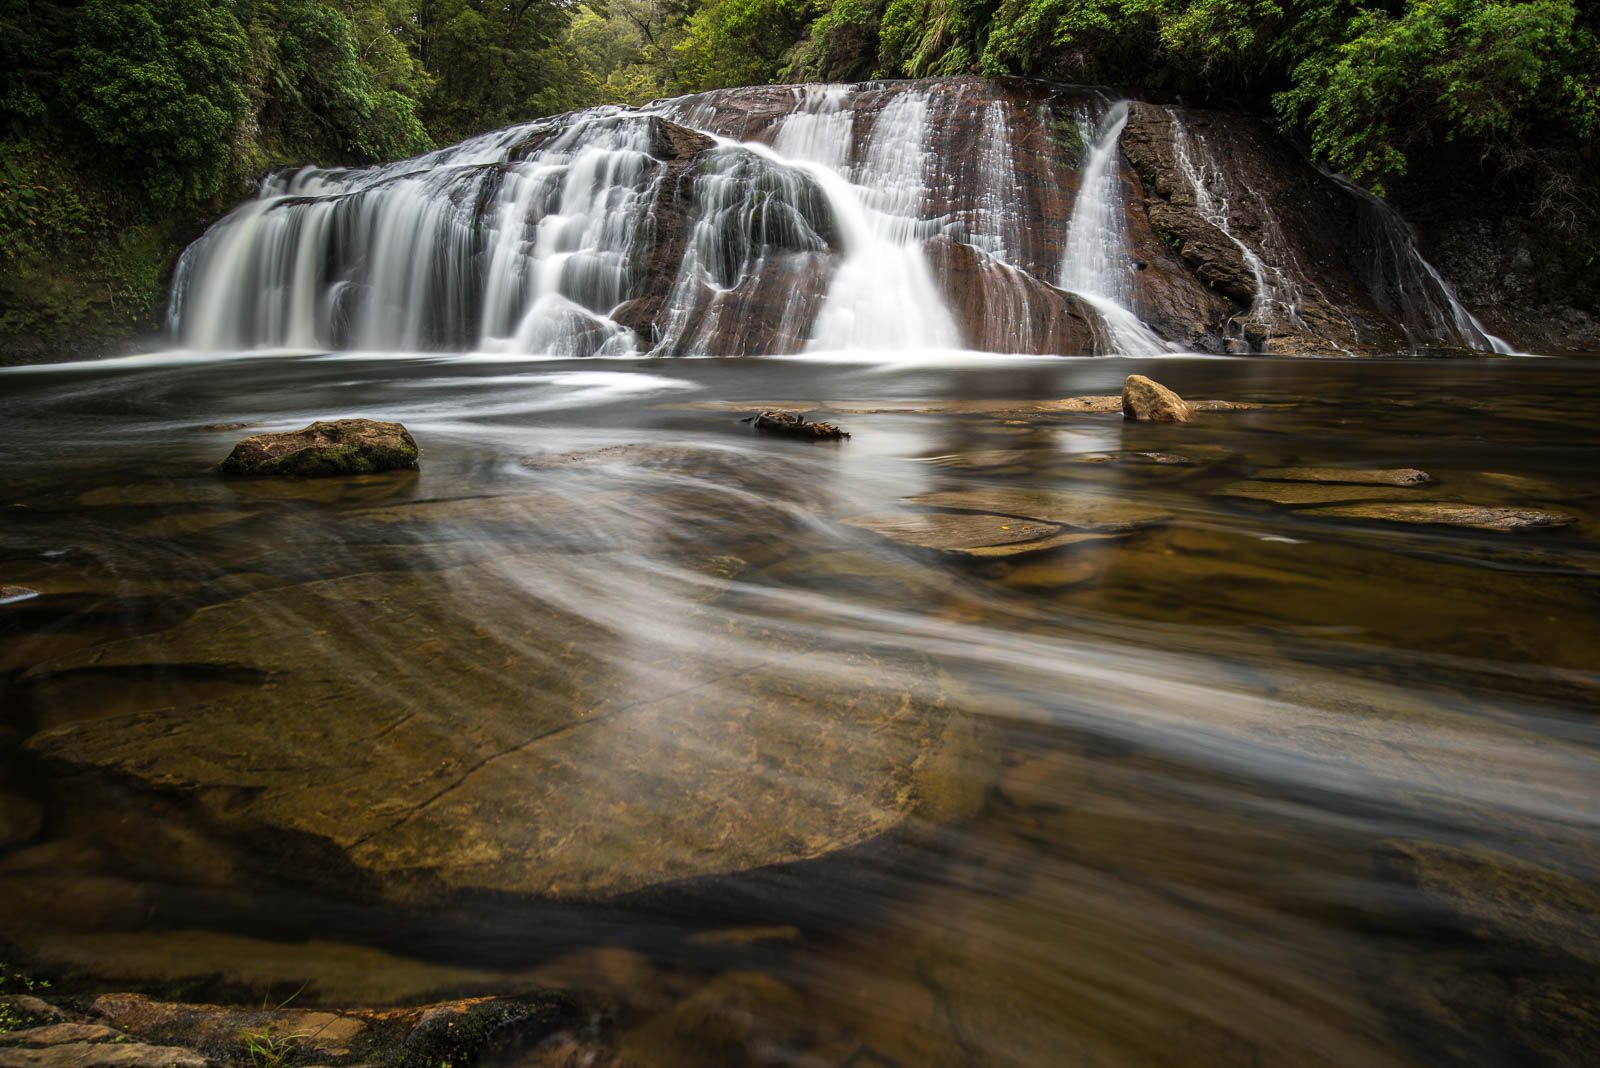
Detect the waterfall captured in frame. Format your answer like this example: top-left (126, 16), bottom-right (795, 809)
top-left (166, 78), bottom-right (1524, 359)
top-left (1167, 111), bottom-right (1329, 350)
top-left (803, 88), bottom-right (961, 352)
top-left (169, 111), bottom-right (662, 355)
top-left (1058, 103), bottom-right (1171, 355)
top-left (649, 144), bottom-right (836, 356)
top-left (1320, 168), bottom-right (1518, 354)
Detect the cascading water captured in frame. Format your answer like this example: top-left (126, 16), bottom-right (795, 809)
top-left (802, 88), bottom-right (961, 352)
top-left (649, 144), bottom-right (836, 356)
top-left (1322, 168), bottom-right (1518, 354)
top-left (1167, 111), bottom-right (1327, 349)
top-left (169, 111), bottom-right (663, 355)
top-left (1058, 103), bottom-right (1173, 355)
top-left (167, 77), bottom-right (1523, 359)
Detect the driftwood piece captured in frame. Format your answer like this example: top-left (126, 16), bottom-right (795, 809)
top-left (742, 411), bottom-right (850, 441)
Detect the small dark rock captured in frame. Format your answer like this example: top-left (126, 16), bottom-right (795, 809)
top-left (196, 422), bottom-right (253, 433)
top-left (217, 419), bottom-right (419, 477)
top-left (744, 411), bottom-right (849, 441)
top-left (397, 994), bottom-right (579, 1068)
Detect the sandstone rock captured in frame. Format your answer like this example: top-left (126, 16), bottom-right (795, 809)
top-left (24, 557), bottom-right (973, 905)
top-left (1306, 503), bottom-right (1575, 531)
top-left (923, 236), bottom-right (1097, 354)
top-left (843, 512), bottom-right (1063, 554)
top-left (1121, 103), bottom-right (1412, 355)
top-left (0, 1024), bottom-right (124, 1047)
top-left (1255, 466), bottom-right (1431, 486)
top-left (0, 1043), bottom-right (209, 1067)
top-left (217, 419), bottom-right (418, 477)
top-left (996, 554), bottom-right (1101, 590)
top-left (0, 999), bottom-right (62, 1025)
top-left (0, 587), bottom-right (39, 605)
top-left (905, 489), bottom-right (1172, 532)
top-left (1376, 840), bottom-right (1600, 967)
top-left (1214, 481), bottom-right (1430, 506)
top-left (1122, 375), bottom-right (1193, 423)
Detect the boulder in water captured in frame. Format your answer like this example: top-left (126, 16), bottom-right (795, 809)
top-left (745, 411), bottom-right (849, 441)
top-left (1122, 375), bottom-right (1193, 423)
top-left (217, 419), bottom-right (418, 477)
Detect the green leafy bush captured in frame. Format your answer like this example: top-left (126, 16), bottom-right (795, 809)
top-left (66, 0), bottom-right (252, 209)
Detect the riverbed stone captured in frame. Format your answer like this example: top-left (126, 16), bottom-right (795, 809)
top-left (0, 1044), bottom-right (209, 1068)
top-left (1213, 481), bottom-right (1430, 506)
top-left (843, 512), bottom-right (1063, 554)
top-left (217, 419), bottom-right (418, 477)
top-left (0, 999), bottom-right (63, 1026)
top-left (1376, 840), bottom-right (1600, 967)
top-left (1254, 466), bottom-right (1432, 486)
top-left (0, 586), bottom-right (39, 604)
top-left (1121, 375), bottom-right (1193, 423)
top-left (0, 1024), bottom-right (125, 1047)
top-left (22, 554), bottom-right (974, 906)
top-left (1305, 503), bottom-right (1575, 531)
top-left (905, 489), bottom-right (1172, 532)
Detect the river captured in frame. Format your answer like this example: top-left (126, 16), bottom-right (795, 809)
top-left (1, 350), bottom-right (1594, 1066)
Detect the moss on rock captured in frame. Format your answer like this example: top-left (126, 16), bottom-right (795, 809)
top-left (217, 419), bottom-right (419, 478)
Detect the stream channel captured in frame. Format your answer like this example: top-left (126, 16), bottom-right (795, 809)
top-left (0, 350), bottom-right (1596, 1066)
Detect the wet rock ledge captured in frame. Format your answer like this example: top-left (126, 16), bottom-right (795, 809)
top-left (0, 988), bottom-right (578, 1068)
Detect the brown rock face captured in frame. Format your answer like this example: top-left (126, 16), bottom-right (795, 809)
top-left (1117, 102), bottom-right (1487, 355)
top-left (1121, 375), bottom-right (1193, 423)
top-left (925, 237), bottom-right (1097, 354)
top-left (217, 419), bottom-right (418, 477)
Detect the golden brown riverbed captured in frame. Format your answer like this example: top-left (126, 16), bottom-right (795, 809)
top-left (0, 352), bottom-right (1595, 1067)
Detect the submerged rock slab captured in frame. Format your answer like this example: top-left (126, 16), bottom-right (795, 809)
top-left (1377, 841), bottom-right (1600, 969)
top-left (1256, 466), bottom-right (1432, 486)
top-left (843, 512), bottom-right (1063, 555)
top-left (22, 559), bottom-right (968, 906)
top-left (217, 419), bottom-right (418, 477)
top-left (1214, 481), bottom-right (1430, 506)
top-left (906, 489), bottom-right (1173, 532)
top-left (1305, 503), bottom-right (1576, 531)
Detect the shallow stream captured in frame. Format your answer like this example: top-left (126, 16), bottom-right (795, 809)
top-left (1, 351), bottom-right (1596, 1066)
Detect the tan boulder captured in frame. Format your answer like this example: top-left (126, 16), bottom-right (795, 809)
top-left (1121, 375), bottom-right (1193, 422)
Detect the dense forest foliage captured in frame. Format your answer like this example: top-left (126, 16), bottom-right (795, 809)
top-left (1, 0), bottom-right (1595, 354)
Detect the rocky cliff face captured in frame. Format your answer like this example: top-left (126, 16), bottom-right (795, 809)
top-left (139, 78), bottom-right (1600, 359)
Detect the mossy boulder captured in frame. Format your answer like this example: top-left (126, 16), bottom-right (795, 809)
top-left (1122, 375), bottom-right (1193, 423)
top-left (217, 419), bottom-right (418, 477)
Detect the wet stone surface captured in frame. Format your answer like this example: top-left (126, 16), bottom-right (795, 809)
top-left (0, 354), bottom-right (1596, 1068)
